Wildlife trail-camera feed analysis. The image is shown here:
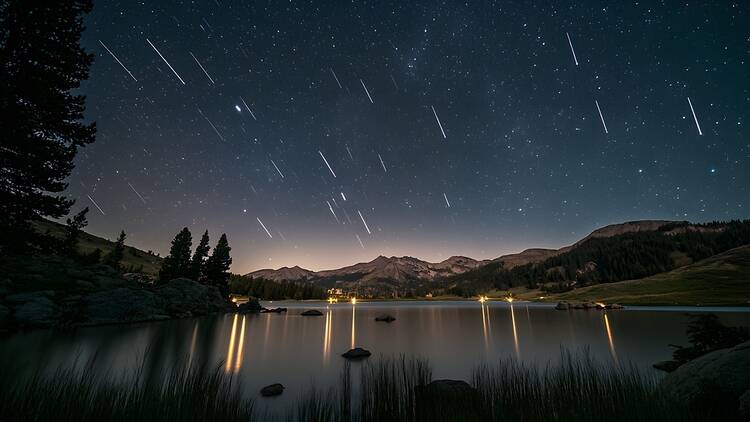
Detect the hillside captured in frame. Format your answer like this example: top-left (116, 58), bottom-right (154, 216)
top-left (32, 219), bottom-right (162, 275)
top-left (548, 245), bottom-right (750, 306)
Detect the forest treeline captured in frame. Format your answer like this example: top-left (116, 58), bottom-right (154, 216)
top-left (445, 220), bottom-right (750, 296)
top-left (228, 275), bottom-right (327, 300)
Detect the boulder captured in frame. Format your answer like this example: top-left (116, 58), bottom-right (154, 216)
top-left (83, 287), bottom-right (165, 325)
top-left (375, 315), bottom-right (396, 322)
top-left (237, 298), bottom-right (263, 313)
top-left (554, 301), bottom-right (569, 310)
top-left (415, 379), bottom-right (480, 420)
top-left (262, 307), bottom-right (287, 313)
top-left (9, 293), bottom-right (60, 328)
top-left (582, 302), bottom-right (597, 310)
top-left (572, 303), bottom-right (584, 310)
top-left (342, 347), bottom-right (371, 359)
top-left (155, 278), bottom-right (227, 316)
top-left (660, 341), bottom-right (750, 418)
top-left (260, 383), bottom-right (284, 397)
top-left (0, 304), bottom-right (11, 329)
top-left (740, 390), bottom-right (750, 418)
top-left (606, 303), bottom-right (624, 310)
top-left (301, 309), bottom-right (323, 316)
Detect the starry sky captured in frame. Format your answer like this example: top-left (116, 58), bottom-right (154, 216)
top-left (70, 1), bottom-right (749, 273)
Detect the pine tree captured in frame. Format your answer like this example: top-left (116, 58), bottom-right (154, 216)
top-left (104, 230), bottom-right (126, 270)
top-left (159, 228), bottom-right (193, 282)
top-left (190, 230), bottom-right (210, 281)
top-left (62, 207), bottom-right (88, 255)
top-left (204, 234), bottom-right (232, 297)
top-left (0, 0), bottom-right (96, 252)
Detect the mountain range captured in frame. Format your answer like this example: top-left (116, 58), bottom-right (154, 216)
top-left (245, 219), bottom-right (719, 294)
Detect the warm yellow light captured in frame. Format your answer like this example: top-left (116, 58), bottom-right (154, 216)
top-left (506, 296), bottom-right (514, 303)
top-left (478, 295), bottom-right (487, 303)
top-left (351, 297), bottom-right (357, 305)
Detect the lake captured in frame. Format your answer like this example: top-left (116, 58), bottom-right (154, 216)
top-left (3, 301), bottom-right (749, 411)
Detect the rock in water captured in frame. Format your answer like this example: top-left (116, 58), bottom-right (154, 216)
top-left (375, 315), bottom-right (396, 322)
top-left (301, 309), bottom-right (323, 316)
top-left (6, 291), bottom-right (59, 328)
top-left (554, 301), bottom-right (569, 310)
top-left (237, 298), bottom-right (262, 313)
top-left (416, 379), bottom-right (480, 420)
top-left (260, 383), bottom-right (284, 397)
top-left (660, 341), bottom-right (750, 418)
top-left (342, 347), bottom-right (371, 359)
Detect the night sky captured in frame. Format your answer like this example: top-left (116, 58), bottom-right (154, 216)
top-left (71, 1), bottom-right (749, 273)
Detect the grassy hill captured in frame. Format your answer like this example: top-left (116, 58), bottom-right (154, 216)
top-left (547, 245), bottom-right (750, 306)
top-left (32, 219), bottom-right (162, 275)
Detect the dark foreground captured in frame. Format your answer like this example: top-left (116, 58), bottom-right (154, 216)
top-left (1, 348), bottom-right (747, 422)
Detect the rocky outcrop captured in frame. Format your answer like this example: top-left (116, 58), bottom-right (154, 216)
top-left (554, 301), bottom-right (569, 310)
top-left (2, 278), bottom-right (230, 330)
top-left (342, 347), bottom-right (371, 359)
top-left (236, 298), bottom-right (262, 313)
top-left (660, 341), bottom-right (750, 418)
top-left (375, 314), bottom-right (396, 322)
top-left (416, 380), bottom-right (480, 420)
top-left (301, 309), bottom-right (323, 316)
top-left (260, 383), bottom-right (284, 397)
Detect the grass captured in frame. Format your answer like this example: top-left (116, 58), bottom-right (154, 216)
top-left (543, 245), bottom-right (750, 306)
top-left (0, 352), bottom-right (727, 422)
top-left (32, 219), bottom-right (162, 275)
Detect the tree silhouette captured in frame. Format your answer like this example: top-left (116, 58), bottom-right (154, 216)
top-left (62, 207), bottom-right (89, 255)
top-left (204, 234), bottom-right (232, 297)
top-left (190, 230), bottom-right (210, 281)
top-left (104, 230), bottom-right (126, 270)
top-left (0, 0), bottom-right (96, 252)
top-left (159, 227), bottom-right (192, 282)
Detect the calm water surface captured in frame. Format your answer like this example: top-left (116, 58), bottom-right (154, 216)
top-left (3, 301), bottom-right (750, 409)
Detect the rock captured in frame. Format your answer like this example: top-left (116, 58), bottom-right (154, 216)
top-left (83, 288), bottom-right (164, 324)
top-left (342, 347), bottom-right (371, 359)
top-left (237, 298), bottom-right (262, 313)
top-left (554, 301), bottom-right (569, 310)
top-left (660, 341), bottom-right (750, 417)
top-left (740, 390), bottom-right (750, 418)
top-left (653, 360), bottom-right (681, 373)
top-left (10, 293), bottom-right (60, 328)
top-left (571, 303), bottom-right (584, 310)
top-left (260, 383), bottom-right (284, 397)
top-left (582, 302), bottom-right (597, 310)
top-left (415, 379), bottom-right (480, 420)
top-left (262, 307), bottom-right (287, 313)
top-left (301, 309), bottom-right (323, 316)
top-left (375, 315), bottom-right (396, 322)
top-left (0, 304), bottom-right (11, 329)
top-left (606, 303), bottom-right (624, 310)
top-left (154, 278), bottom-right (227, 316)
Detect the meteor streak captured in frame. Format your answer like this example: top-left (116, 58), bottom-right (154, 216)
top-left (270, 159), bottom-right (284, 178)
top-left (329, 68), bottom-right (342, 89)
top-left (146, 38), bottom-right (186, 85)
top-left (595, 100), bottom-right (608, 134)
top-left (360, 79), bottom-right (374, 103)
top-left (189, 52), bottom-right (215, 84)
top-left (87, 195), bottom-right (105, 215)
top-left (431, 106), bottom-right (447, 139)
top-left (566, 32), bottom-right (579, 66)
top-left (378, 153), bottom-right (387, 173)
top-left (357, 210), bottom-right (371, 234)
top-left (687, 97), bottom-right (703, 135)
top-left (98, 40), bottom-right (137, 81)
top-left (256, 217), bottom-right (273, 238)
top-left (443, 192), bottom-right (451, 208)
top-left (318, 150), bottom-right (337, 178)
top-left (128, 182), bottom-right (147, 203)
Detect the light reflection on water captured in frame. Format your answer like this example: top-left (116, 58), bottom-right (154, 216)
top-left (1, 301), bottom-right (748, 406)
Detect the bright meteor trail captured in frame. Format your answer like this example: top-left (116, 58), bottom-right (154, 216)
top-left (256, 217), bottom-right (273, 238)
top-left (431, 106), bottom-right (447, 139)
top-left (687, 97), bottom-right (703, 135)
top-left (146, 38), bottom-right (186, 85)
top-left (98, 40), bottom-right (137, 81)
top-left (318, 150), bottom-right (337, 178)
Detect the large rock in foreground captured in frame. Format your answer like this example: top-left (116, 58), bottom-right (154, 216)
top-left (260, 383), bottom-right (284, 397)
top-left (6, 291), bottom-right (60, 328)
top-left (83, 278), bottom-right (228, 325)
top-left (415, 379), bottom-right (480, 420)
top-left (660, 341), bottom-right (750, 418)
top-left (342, 347), bottom-right (371, 359)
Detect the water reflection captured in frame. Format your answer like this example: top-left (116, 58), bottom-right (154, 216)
top-left (480, 302), bottom-right (490, 350)
top-left (235, 316), bottom-right (247, 372)
top-left (225, 314), bottom-right (239, 372)
top-left (323, 307), bottom-right (333, 362)
top-left (351, 303), bottom-right (356, 348)
top-left (510, 303), bottom-right (520, 358)
top-left (603, 313), bottom-right (618, 363)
